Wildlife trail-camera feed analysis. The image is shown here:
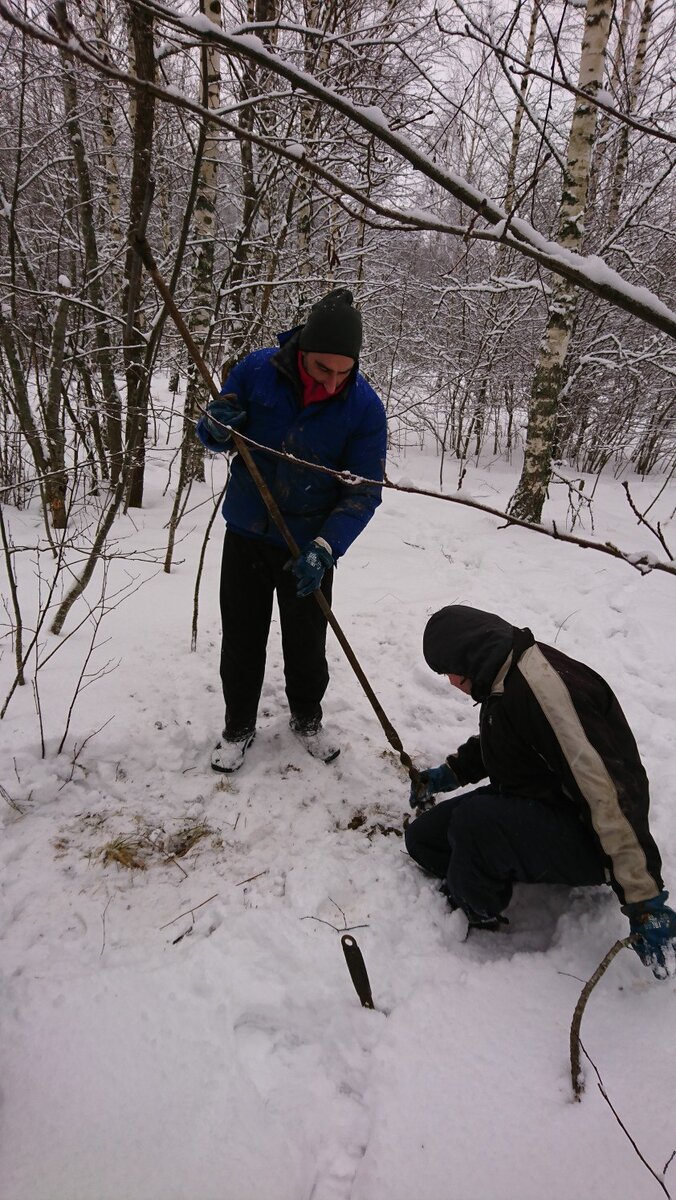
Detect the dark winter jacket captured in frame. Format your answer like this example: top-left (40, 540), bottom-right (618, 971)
top-left (425, 605), bottom-right (663, 906)
top-left (196, 328), bottom-right (387, 559)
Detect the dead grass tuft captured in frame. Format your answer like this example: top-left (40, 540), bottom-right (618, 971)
top-left (165, 823), bottom-right (213, 859)
top-left (99, 837), bottom-right (148, 871)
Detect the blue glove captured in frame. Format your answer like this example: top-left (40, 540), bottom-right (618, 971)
top-left (409, 762), bottom-right (458, 808)
top-left (201, 394), bottom-right (246, 448)
top-left (622, 890), bottom-right (676, 979)
top-left (285, 539), bottom-right (334, 598)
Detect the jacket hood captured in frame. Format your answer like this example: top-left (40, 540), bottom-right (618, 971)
top-left (423, 605), bottom-right (520, 701)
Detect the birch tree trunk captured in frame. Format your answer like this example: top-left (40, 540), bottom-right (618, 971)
top-left (165, 0), bottom-right (222, 570)
top-left (227, 0), bottom-right (278, 358)
top-left (586, 0), bottom-right (632, 215)
top-left (508, 0), bottom-right (612, 522)
top-left (296, 0), bottom-right (331, 306)
top-left (607, 0), bottom-right (654, 228)
top-left (503, 0), bottom-right (539, 216)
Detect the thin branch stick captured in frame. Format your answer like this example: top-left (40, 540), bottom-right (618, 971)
top-left (570, 936), bottom-right (634, 1099)
top-left (0, 783), bottom-right (24, 815)
top-left (159, 892), bottom-right (219, 929)
top-left (235, 869), bottom-right (268, 887)
top-left (166, 855), bottom-right (189, 880)
top-left (581, 1042), bottom-right (671, 1199)
top-left (1, 533), bottom-right (70, 719)
top-left (207, 427), bottom-right (676, 579)
top-left (300, 897), bottom-right (369, 933)
top-left (57, 580), bottom-right (113, 755)
top-left (623, 482), bottom-right (674, 560)
top-left (191, 477), bottom-right (227, 652)
top-left (7, 426), bottom-right (676, 580)
top-left (0, 503), bottom-right (24, 686)
top-left (301, 915), bottom-right (370, 933)
top-left (100, 897), bottom-right (112, 957)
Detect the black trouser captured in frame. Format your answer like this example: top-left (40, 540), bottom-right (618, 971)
top-left (404, 787), bottom-right (607, 917)
top-left (219, 529), bottom-right (333, 738)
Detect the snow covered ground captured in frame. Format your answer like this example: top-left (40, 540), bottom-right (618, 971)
top-left (2, 429), bottom-right (675, 1200)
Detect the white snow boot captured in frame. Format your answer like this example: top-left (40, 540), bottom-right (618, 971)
top-left (211, 730), bottom-right (255, 773)
top-left (290, 718), bottom-right (340, 764)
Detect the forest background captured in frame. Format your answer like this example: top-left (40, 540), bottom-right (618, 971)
top-left (1, 0), bottom-right (674, 567)
top-left (1, 3), bottom-right (676, 1198)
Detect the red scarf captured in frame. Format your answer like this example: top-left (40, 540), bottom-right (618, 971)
top-left (297, 352), bottom-right (333, 407)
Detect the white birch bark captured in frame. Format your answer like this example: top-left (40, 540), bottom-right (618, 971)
top-left (166, 0), bottom-right (222, 560)
top-left (296, 0), bottom-right (331, 304)
top-left (503, 1), bottom-right (539, 216)
top-left (587, 0), bottom-right (632, 214)
top-left (607, 0), bottom-right (654, 228)
top-left (508, 0), bottom-right (613, 522)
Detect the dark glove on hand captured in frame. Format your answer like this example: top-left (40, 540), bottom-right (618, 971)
top-left (409, 762), bottom-right (459, 808)
top-left (285, 539), bottom-right (334, 598)
top-left (622, 890), bottom-right (676, 979)
top-left (203, 394), bottom-right (246, 446)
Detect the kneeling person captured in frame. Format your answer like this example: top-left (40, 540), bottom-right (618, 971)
top-left (405, 604), bottom-right (676, 979)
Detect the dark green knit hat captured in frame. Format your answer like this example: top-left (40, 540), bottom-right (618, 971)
top-left (298, 287), bottom-right (362, 360)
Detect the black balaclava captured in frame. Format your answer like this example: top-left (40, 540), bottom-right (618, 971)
top-left (298, 287), bottom-right (362, 360)
top-left (422, 605), bottom-right (517, 702)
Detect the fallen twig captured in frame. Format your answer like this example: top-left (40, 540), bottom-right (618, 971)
top-left (301, 915), bottom-right (370, 933)
top-left (300, 897), bottom-right (369, 934)
top-left (100, 897), bottom-right (112, 957)
top-left (570, 936), bottom-right (634, 1099)
top-left (159, 892), bottom-right (219, 929)
top-left (235, 869), bottom-right (268, 887)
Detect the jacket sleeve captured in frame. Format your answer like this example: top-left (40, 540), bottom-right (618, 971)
top-left (449, 736), bottom-right (487, 785)
top-left (318, 395), bottom-right (388, 558)
top-left (515, 644), bottom-right (663, 905)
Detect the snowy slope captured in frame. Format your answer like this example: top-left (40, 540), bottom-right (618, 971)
top-left (1, 439), bottom-right (675, 1200)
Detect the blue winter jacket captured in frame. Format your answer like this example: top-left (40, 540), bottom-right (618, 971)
top-left (196, 327), bottom-right (388, 559)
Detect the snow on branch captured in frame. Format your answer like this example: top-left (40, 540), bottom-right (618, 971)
top-left (443, 0), bottom-right (676, 149)
top-left (2, 0), bottom-right (676, 339)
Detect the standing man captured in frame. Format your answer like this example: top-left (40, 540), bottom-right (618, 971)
top-left (405, 604), bottom-right (676, 979)
top-left (196, 287), bottom-right (387, 773)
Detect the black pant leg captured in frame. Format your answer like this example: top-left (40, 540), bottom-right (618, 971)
top-left (404, 795), bottom-right (465, 879)
top-left (406, 787), bottom-right (607, 916)
top-left (219, 531), bottom-right (275, 737)
top-left (275, 558), bottom-right (333, 725)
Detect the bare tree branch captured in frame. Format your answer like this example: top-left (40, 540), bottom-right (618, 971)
top-left (1, 0), bottom-right (675, 337)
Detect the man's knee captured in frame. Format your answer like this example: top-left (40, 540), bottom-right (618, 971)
top-left (447, 794), bottom-right (485, 847)
top-left (404, 818), bottom-right (422, 862)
